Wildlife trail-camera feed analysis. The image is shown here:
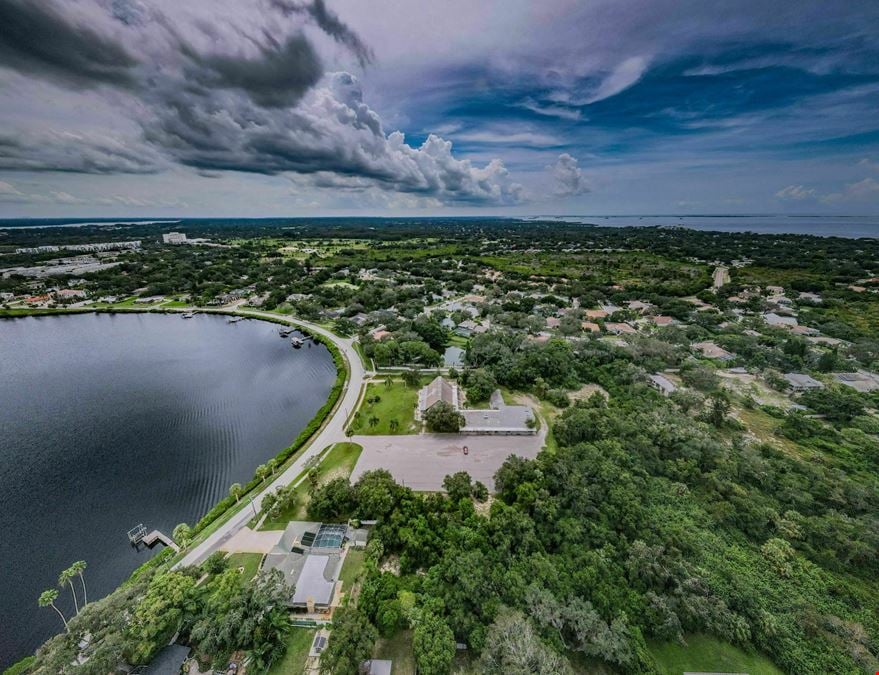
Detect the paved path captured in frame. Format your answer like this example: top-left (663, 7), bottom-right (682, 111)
top-left (351, 426), bottom-right (546, 491)
top-left (712, 265), bottom-right (730, 289)
top-left (174, 309), bottom-right (366, 569)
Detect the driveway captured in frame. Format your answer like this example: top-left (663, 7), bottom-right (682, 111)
top-left (350, 432), bottom-right (545, 491)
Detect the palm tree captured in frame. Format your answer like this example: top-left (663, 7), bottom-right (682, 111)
top-left (230, 482), bottom-right (242, 504)
top-left (71, 560), bottom-right (88, 606)
top-left (255, 464), bottom-right (269, 482)
top-left (38, 589), bottom-right (69, 632)
top-left (58, 566), bottom-right (79, 615)
top-left (368, 415), bottom-right (380, 428)
top-left (267, 458), bottom-right (278, 475)
top-left (389, 418), bottom-right (399, 432)
top-left (173, 522), bottom-right (192, 549)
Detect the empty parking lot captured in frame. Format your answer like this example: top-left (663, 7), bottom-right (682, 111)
top-left (350, 430), bottom-right (545, 491)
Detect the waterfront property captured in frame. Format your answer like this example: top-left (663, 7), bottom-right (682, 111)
top-left (262, 522), bottom-right (367, 611)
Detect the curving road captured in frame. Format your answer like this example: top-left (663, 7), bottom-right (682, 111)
top-left (173, 309), bottom-right (367, 569)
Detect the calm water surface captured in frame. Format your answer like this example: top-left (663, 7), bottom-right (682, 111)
top-left (0, 313), bottom-right (336, 668)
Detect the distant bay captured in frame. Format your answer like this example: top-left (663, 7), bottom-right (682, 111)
top-left (0, 313), bottom-right (336, 669)
top-left (524, 214), bottom-right (879, 238)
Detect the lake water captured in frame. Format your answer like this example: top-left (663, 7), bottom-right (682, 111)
top-left (524, 215), bottom-right (879, 238)
top-left (0, 313), bottom-right (336, 669)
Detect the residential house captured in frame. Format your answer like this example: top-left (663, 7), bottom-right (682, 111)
top-left (648, 374), bottom-right (677, 396)
top-left (692, 341), bottom-right (735, 361)
top-left (763, 312), bottom-right (798, 328)
top-left (783, 373), bottom-right (824, 391)
top-left (605, 322), bottom-right (637, 335)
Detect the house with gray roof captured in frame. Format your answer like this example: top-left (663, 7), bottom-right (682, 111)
top-left (648, 374), bottom-right (677, 396)
top-left (417, 376), bottom-right (460, 420)
top-left (783, 373), bottom-right (824, 391)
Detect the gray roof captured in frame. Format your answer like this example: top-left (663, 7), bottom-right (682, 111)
top-left (783, 373), bottom-right (823, 389)
top-left (461, 405), bottom-right (532, 432)
top-left (421, 376), bottom-right (457, 410)
top-left (648, 373), bottom-right (677, 394)
top-left (143, 644), bottom-right (189, 674)
top-left (291, 554), bottom-right (339, 606)
top-left (363, 660), bottom-right (393, 675)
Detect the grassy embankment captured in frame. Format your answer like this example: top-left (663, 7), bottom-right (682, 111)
top-left (649, 634), bottom-right (782, 675)
top-left (260, 442), bottom-right (363, 529)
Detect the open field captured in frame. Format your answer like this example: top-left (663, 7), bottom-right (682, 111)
top-left (373, 630), bottom-right (416, 675)
top-left (350, 380), bottom-right (421, 435)
top-left (267, 628), bottom-right (316, 675)
top-left (650, 634), bottom-right (782, 675)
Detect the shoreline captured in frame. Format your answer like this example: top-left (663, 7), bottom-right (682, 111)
top-left (0, 306), bottom-right (360, 670)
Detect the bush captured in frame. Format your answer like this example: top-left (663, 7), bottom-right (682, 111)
top-left (546, 388), bottom-right (570, 408)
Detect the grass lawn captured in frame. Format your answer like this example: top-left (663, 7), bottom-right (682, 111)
top-left (339, 548), bottom-right (367, 589)
top-left (351, 380), bottom-right (420, 435)
top-left (373, 629), bottom-right (416, 675)
top-left (225, 552), bottom-right (262, 584)
top-left (267, 628), bottom-right (316, 675)
top-left (260, 442), bottom-right (363, 529)
top-left (650, 634), bottom-right (782, 675)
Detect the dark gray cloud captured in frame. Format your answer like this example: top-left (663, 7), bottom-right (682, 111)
top-left (143, 72), bottom-right (524, 204)
top-left (0, 0), bottom-right (523, 205)
top-left (269, 0), bottom-right (374, 67)
top-left (181, 33), bottom-right (323, 108)
top-left (0, 131), bottom-right (161, 174)
top-left (0, 0), bottom-right (138, 88)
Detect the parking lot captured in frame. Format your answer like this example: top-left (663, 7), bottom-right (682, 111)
top-left (350, 430), bottom-right (545, 491)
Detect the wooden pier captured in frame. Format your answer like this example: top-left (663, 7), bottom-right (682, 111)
top-left (127, 524), bottom-right (179, 552)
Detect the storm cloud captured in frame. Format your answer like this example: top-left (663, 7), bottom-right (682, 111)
top-left (0, 0), bottom-right (138, 88)
top-left (0, 0), bottom-right (520, 205)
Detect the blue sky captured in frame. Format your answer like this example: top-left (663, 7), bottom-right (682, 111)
top-left (1, 0), bottom-right (878, 216)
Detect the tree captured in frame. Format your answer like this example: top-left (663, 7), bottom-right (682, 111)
top-left (308, 477), bottom-right (356, 520)
top-left (255, 463), bottom-right (269, 481)
top-left (480, 610), bottom-right (572, 674)
top-left (389, 418), bottom-right (399, 432)
top-left (465, 368), bottom-right (497, 403)
top-left (267, 458), bottom-right (279, 475)
top-left (126, 571), bottom-right (197, 664)
top-left (369, 415), bottom-right (380, 428)
top-left (58, 565), bottom-right (80, 615)
top-left (402, 368), bottom-right (422, 387)
top-left (38, 589), bottom-right (69, 633)
top-left (413, 612), bottom-right (456, 675)
top-left (424, 401), bottom-right (465, 433)
top-left (443, 471), bottom-right (473, 502)
top-left (173, 522), bottom-right (192, 548)
top-left (308, 467), bottom-right (320, 492)
top-left (229, 482), bottom-right (243, 503)
top-left (706, 391), bottom-right (730, 427)
top-left (319, 606), bottom-right (378, 675)
top-left (71, 560), bottom-right (88, 606)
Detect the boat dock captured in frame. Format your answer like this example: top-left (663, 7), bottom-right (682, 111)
top-left (127, 524), bottom-right (179, 552)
